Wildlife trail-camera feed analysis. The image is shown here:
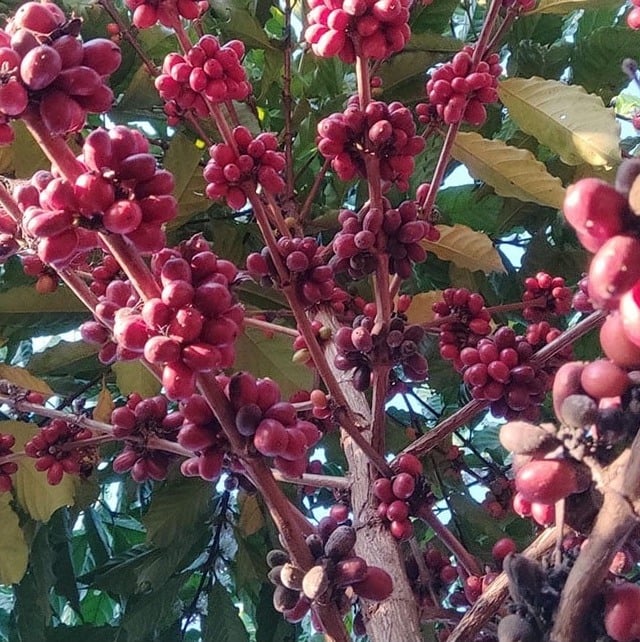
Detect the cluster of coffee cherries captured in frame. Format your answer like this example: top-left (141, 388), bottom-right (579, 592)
top-left (0, 433), bottom-right (17, 492)
top-left (291, 320), bottom-right (333, 369)
top-left (0, 2), bottom-right (121, 141)
top-left (246, 236), bottom-right (339, 307)
top-left (203, 126), bottom-right (286, 210)
top-left (24, 418), bottom-right (95, 485)
top-left (177, 392), bottom-right (229, 481)
top-left (563, 162), bottom-right (640, 370)
top-left (226, 371), bottom-right (322, 477)
top-left (571, 275), bottom-right (593, 314)
top-left (372, 453), bottom-right (425, 540)
top-left (111, 393), bottom-right (182, 482)
top-left (0, 209), bottom-right (19, 262)
top-left (155, 36), bottom-right (250, 124)
top-left (304, 0), bottom-right (411, 62)
top-left (457, 326), bottom-right (560, 421)
top-left (108, 238), bottom-right (244, 400)
top-left (522, 272), bottom-right (572, 322)
top-left (124, 0), bottom-right (206, 29)
top-left (334, 313), bottom-right (428, 391)
top-left (331, 193), bottom-right (439, 280)
top-left (424, 47), bottom-right (501, 126)
top-left (80, 274), bottom-right (139, 365)
top-left (268, 521), bottom-right (393, 628)
top-left (19, 253), bottom-right (60, 293)
top-left (434, 287), bottom-right (493, 372)
top-left (316, 97), bottom-right (425, 190)
top-left (16, 125), bottom-right (177, 267)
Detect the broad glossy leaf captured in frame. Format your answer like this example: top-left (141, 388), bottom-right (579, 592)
top-left (211, 0), bottom-right (277, 49)
top-left (422, 224), bottom-right (505, 274)
top-left (27, 341), bottom-right (100, 378)
top-left (0, 285), bottom-right (86, 315)
top-left (531, 0), bottom-right (620, 12)
top-left (237, 492), bottom-right (264, 537)
top-left (0, 493), bottom-right (29, 583)
top-left (498, 77), bottom-right (620, 168)
top-left (451, 132), bottom-right (565, 209)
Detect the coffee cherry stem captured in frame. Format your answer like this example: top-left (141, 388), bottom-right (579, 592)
top-left (470, 0), bottom-right (503, 66)
top-left (271, 469), bottom-right (351, 490)
top-left (416, 503), bottom-right (483, 577)
top-left (485, 5), bottom-right (519, 53)
top-left (396, 309), bottom-right (606, 463)
top-left (420, 121), bottom-right (460, 219)
top-left (243, 316), bottom-right (299, 337)
top-left (162, 9), bottom-right (195, 55)
top-left (355, 53), bottom-right (372, 110)
top-left (97, 0), bottom-right (160, 75)
top-left (299, 158), bottom-right (331, 223)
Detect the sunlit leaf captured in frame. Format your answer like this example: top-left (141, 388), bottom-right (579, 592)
top-left (0, 493), bottom-right (29, 584)
top-left (498, 77), bottom-right (621, 168)
top-left (237, 492), bottom-right (264, 537)
top-left (531, 0), bottom-right (620, 13)
top-left (422, 225), bottom-right (505, 274)
top-left (1, 420), bottom-right (77, 522)
top-left (112, 361), bottom-right (161, 397)
top-left (93, 383), bottom-right (114, 424)
top-left (404, 291), bottom-right (443, 326)
top-left (451, 132), bottom-right (565, 209)
top-left (0, 364), bottom-right (53, 395)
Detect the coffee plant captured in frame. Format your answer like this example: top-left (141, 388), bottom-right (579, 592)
top-left (0, 0), bottom-right (639, 641)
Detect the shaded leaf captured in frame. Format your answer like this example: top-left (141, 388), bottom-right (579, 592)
top-left (234, 328), bottom-right (313, 398)
top-left (112, 360), bottom-right (161, 397)
top-left (164, 131), bottom-right (209, 230)
top-left (210, 0), bottom-right (277, 49)
top-left (203, 582), bottom-right (250, 642)
top-left (451, 132), bottom-right (565, 209)
top-left (1, 420), bottom-right (77, 522)
top-left (531, 0), bottom-right (621, 13)
top-left (27, 341), bottom-right (100, 377)
top-left (498, 77), bottom-right (621, 168)
top-left (142, 476), bottom-right (212, 548)
top-left (0, 364), bottom-right (53, 395)
top-left (422, 225), bottom-right (505, 274)
top-left (0, 493), bottom-right (29, 584)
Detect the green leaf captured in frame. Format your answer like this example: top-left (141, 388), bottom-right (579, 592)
top-left (210, 0), bottom-right (277, 49)
top-left (0, 494), bottom-right (29, 584)
top-left (164, 131), bottom-right (209, 230)
top-left (237, 492), bottom-right (264, 537)
top-left (203, 582), bottom-right (250, 642)
top-left (111, 360), bottom-right (161, 397)
top-left (48, 509), bottom-right (81, 612)
top-left (411, 0), bottom-right (460, 34)
top-left (27, 341), bottom-right (100, 378)
top-left (234, 327), bottom-right (313, 398)
top-left (613, 92), bottom-right (640, 120)
top-left (254, 583), bottom-right (295, 642)
top-left (572, 27), bottom-right (640, 102)
top-left (0, 284), bottom-right (86, 316)
top-left (1, 420), bottom-right (77, 522)
top-left (451, 131), bottom-right (566, 209)
top-left (531, 0), bottom-right (621, 12)
top-left (142, 476), bottom-right (212, 548)
top-left (498, 77), bottom-right (621, 168)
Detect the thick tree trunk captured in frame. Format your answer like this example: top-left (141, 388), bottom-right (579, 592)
top-left (318, 310), bottom-right (422, 642)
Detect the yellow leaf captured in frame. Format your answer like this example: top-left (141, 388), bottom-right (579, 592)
top-left (451, 132), bottom-right (565, 209)
top-left (93, 382), bottom-right (114, 423)
top-left (0, 421), bottom-right (77, 522)
top-left (0, 494), bottom-right (28, 584)
top-left (531, 0), bottom-right (620, 13)
top-left (0, 365), bottom-right (53, 396)
top-left (422, 225), bottom-right (505, 274)
top-left (237, 492), bottom-right (264, 537)
top-left (404, 291), bottom-right (443, 325)
top-left (112, 361), bottom-right (161, 397)
top-left (498, 77), bottom-right (621, 168)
